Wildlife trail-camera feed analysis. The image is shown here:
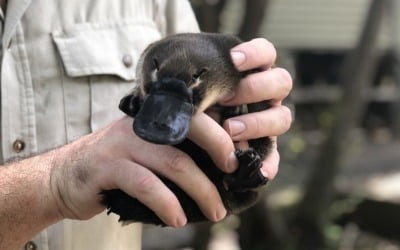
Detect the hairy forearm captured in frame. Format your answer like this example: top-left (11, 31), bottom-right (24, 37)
top-left (0, 151), bottom-right (63, 249)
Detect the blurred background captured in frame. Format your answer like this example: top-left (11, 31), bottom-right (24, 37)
top-left (143, 0), bottom-right (400, 249)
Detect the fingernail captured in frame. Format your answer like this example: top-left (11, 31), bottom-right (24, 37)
top-left (227, 120), bottom-right (246, 137)
top-left (261, 167), bottom-right (269, 178)
top-left (216, 205), bottom-right (227, 221)
top-left (226, 151), bottom-right (238, 172)
top-left (231, 51), bottom-right (246, 67)
top-left (176, 214), bottom-right (187, 227)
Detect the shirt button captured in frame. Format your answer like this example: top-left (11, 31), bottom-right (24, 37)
top-left (12, 140), bottom-right (25, 153)
top-left (24, 241), bottom-right (36, 250)
top-left (122, 54), bottom-right (133, 68)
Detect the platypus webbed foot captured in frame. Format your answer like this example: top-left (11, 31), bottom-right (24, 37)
top-left (223, 149), bottom-right (268, 193)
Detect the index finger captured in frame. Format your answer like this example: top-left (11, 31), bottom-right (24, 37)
top-left (187, 112), bottom-right (238, 173)
top-left (231, 38), bottom-right (277, 71)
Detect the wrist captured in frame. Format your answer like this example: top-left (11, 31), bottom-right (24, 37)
top-left (47, 136), bottom-right (103, 220)
top-left (47, 143), bottom-right (78, 220)
top-left (46, 150), bottom-right (67, 222)
top-left (29, 150), bottom-right (65, 224)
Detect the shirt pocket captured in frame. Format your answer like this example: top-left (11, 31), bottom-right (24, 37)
top-left (52, 19), bottom-right (162, 134)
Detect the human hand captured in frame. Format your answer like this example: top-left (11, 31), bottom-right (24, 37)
top-left (49, 38), bottom-right (291, 229)
top-left (49, 116), bottom-right (228, 227)
top-left (186, 38), bottom-right (292, 180)
top-left (221, 38), bottom-right (293, 179)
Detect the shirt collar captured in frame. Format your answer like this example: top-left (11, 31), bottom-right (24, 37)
top-left (2, 0), bottom-right (31, 48)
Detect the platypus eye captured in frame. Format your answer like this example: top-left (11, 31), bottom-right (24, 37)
top-left (192, 68), bottom-right (208, 80)
top-left (153, 58), bottom-right (159, 71)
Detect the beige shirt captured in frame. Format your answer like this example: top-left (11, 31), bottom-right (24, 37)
top-left (0, 0), bottom-right (199, 249)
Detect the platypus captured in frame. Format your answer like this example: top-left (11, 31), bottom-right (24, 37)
top-left (101, 33), bottom-right (272, 225)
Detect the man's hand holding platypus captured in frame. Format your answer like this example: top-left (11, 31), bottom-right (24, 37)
top-left (46, 36), bottom-right (292, 227)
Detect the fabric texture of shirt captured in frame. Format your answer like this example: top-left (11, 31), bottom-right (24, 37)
top-left (0, 0), bottom-right (199, 249)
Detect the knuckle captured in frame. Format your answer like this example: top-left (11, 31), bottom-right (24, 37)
top-left (213, 129), bottom-right (231, 146)
top-left (280, 106), bottom-right (293, 132)
top-left (243, 74), bottom-right (259, 96)
top-left (159, 194), bottom-right (179, 215)
top-left (266, 42), bottom-right (277, 61)
top-left (269, 151), bottom-right (280, 179)
top-left (254, 114), bottom-right (264, 136)
top-left (165, 151), bottom-right (190, 174)
top-left (208, 131), bottom-right (234, 168)
top-left (198, 184), bottom-right (219, 207)
top-left (204, 185), bottom-right (219, 201)
top-left (243, 114), bottom-right (262, 138)
top-left (253, 37), bottom-right (273, 48)
top-left (137, 173), bottom-right (159, 193)
top-left (236, 38), bottom-right (277, 69)
top-left (276, 68), bottom-right (293, 97)
top-left (253, 38), bottom-right (277, 61)
top-left (244, 38), bottom-right (259, 54)
top-left (109, 118), bottom-right (131, 136)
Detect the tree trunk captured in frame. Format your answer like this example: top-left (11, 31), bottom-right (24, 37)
top-left (190, 0), bottom-right (227, 33)
top-left (238, 200), bottom-right (289, 250)
top-left (238, 0), bottom-right (269, 41)
top-left (388, 0), bottom-right (400, 138)
top-left (291, 0), bottom-right (388, 248)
